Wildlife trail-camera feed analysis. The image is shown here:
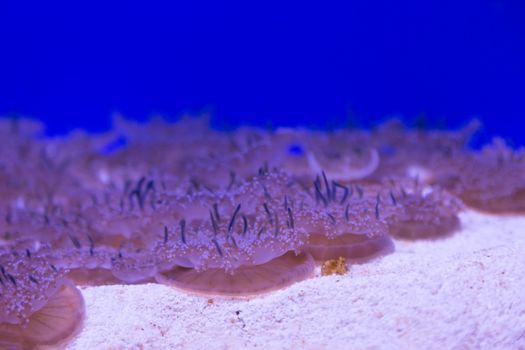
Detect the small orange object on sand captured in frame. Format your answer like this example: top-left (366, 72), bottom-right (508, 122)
top-left (321, 257), bottom-right (348, 276)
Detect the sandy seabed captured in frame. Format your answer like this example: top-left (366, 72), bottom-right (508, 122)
top-left (65, 210), bottom-right (525, 350)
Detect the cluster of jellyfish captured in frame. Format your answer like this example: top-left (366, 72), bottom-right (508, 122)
top-left (1, 115), bottom-right (525, 348)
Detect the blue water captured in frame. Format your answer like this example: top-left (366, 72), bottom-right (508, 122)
top-left (0, 1), bottom-right (524, 144)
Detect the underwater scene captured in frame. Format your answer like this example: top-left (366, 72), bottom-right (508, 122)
top-left (1, 1), bottom-right (524, 349)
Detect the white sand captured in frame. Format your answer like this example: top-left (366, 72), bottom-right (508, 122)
top-left (66, 210), bottom-right (525, 350)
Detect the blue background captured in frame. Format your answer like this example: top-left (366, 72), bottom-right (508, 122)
top-left (0, 1), bottom-right (524, 144)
